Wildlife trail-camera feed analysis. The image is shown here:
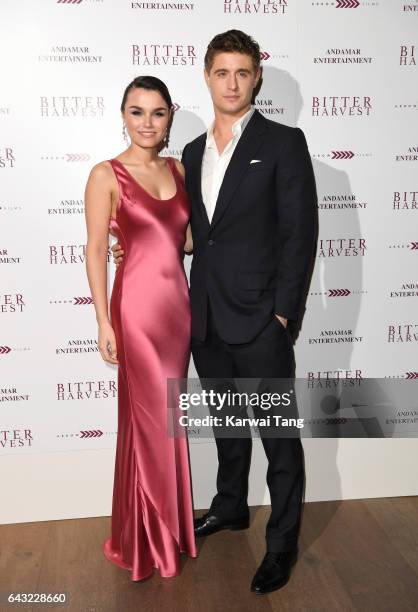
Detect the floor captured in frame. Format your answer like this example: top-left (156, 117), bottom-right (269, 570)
top-left (1, 497), bottom-right (418, 611)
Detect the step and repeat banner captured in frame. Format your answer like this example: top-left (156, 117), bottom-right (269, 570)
top-left (1, 0), bottom-right (417, 455)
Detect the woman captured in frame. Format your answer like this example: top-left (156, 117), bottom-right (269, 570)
top-left (84, 75), bottom-right (197, 581)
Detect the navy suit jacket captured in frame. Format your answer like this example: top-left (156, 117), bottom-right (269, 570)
top-left (181, 109), bottom-right (317, 343)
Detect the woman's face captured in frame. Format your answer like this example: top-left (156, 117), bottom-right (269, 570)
top-left (122, 87), bottom-right (171, 150)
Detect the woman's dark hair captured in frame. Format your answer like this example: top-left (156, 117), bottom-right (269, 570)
top-left (120, 75), bottom-right (172, 112)
top-left (204, 30), bottom-right (261, 73)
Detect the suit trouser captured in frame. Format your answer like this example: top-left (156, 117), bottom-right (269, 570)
top-left (191, 301), bottom-right (305, 553)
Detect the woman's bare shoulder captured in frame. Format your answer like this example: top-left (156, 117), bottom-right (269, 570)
top-left (87, 160), bottom-right (118, 188)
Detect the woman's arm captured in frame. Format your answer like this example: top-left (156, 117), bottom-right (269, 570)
top-left (85, 162), bottom-right (118, 364)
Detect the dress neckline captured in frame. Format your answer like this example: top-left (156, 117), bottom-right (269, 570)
top-left (111, 157), bottom-right (178, 202)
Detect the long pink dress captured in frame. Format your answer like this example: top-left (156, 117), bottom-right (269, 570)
top-left (103, 156), bottom-right (197, 580)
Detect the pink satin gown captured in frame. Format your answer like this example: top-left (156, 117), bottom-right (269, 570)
top-left (103, 156), bottom-right (197, 580)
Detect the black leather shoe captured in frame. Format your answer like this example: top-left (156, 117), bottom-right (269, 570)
top-left (250, 549), bottom-right (298, 594)
top-left (194, 512), bottom-right (250, 537)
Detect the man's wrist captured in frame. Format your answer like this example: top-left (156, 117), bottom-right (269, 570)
top-left (275, 314), bottom-right (288, 328)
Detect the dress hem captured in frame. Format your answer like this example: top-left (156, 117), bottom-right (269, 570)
top-left (103, 537), bottom-right (197, 581)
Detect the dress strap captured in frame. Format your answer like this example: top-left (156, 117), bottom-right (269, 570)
top-left (107, 158), bottom-right (133, 201)
top-left (166, 156), bottom-right (184, 184)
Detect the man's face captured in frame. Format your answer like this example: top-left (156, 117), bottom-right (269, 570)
top-left (204, 52), bottom-right (260, 116)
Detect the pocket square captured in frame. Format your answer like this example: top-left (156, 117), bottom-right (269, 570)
top-left (250, 159), bottom-right (262, 164)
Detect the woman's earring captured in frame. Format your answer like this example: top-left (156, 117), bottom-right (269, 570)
top-left (122, 123), bottom-right (129, 145)
top-left (163, 128), bottom-right (169, 149)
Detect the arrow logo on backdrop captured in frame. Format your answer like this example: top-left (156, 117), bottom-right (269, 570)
top-left (0, 346), bottom-right (12, 354)
top-left (410, 242), bottom-right (418, 250)
top-left (57, 0), bottom-right (84, 4)
top-left (65, 153), bottom-right (91, 162)
top-left (335, 0), bottom-right (360, 7)
top-left (260, 52), bottom-right (271, 61)
top-left (73, 297), bottom-right (93, 305)
top-left (80, 430), bottom-right (103, 438)
top-left (405, 372), bottom-right (418, 379)
top-left (331, 150), bottom-right (355, 159)
top-left (328, 289), bottom-right (351, 297)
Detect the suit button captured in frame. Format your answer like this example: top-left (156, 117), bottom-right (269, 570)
top-left (208, 239), bottom-right (215, 246)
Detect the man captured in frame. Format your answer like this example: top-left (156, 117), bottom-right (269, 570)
top-left (112, 30), bottom-right (317, 593)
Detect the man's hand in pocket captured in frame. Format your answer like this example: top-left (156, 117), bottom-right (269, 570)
top-left (275, 314), bottom-right (288, 329)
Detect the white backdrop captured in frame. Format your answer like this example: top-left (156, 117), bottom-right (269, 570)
top-left (1, 0), bottom-right (417, 523)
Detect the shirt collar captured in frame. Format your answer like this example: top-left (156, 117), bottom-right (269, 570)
top-left (206, 106), bottom-right (255, 150)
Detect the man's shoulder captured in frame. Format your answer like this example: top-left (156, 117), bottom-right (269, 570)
top-left (185, 132), bottom-right (206, 150)
top-left (182, 132), bottom-right (206, 166)
top-left (256, 115), bottom-right (308, 155)
top-left (260, 115), bottom-right (303, 140)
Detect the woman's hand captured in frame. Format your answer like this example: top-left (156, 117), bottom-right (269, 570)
top-left (111, 242), bottom-right (124, 267)
top-left (98, 322), bottom-right (119, 364)
top-left (184, 222), bottom-right (193, 254)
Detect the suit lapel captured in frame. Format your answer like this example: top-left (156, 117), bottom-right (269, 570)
top-left (210, 110), bottom-right (267, 230)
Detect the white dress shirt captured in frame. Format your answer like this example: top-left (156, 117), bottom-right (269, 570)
top-left (201, 106), bottom-right (255, 223)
